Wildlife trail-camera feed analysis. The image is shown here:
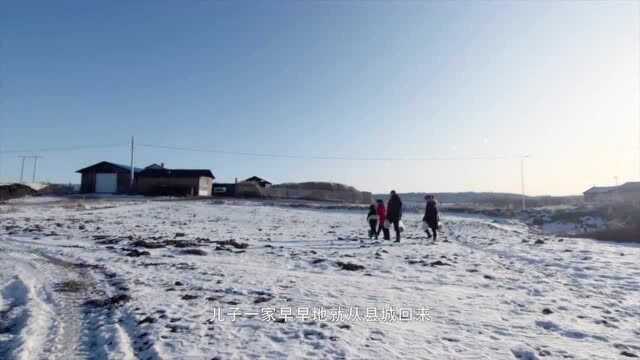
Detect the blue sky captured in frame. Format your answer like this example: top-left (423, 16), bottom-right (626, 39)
top-left (1, 1), bottom-right (638, 195)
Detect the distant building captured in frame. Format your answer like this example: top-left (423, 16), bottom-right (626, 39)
top-left (244, 176), bottom-right (272, 187)
top-left (144, 163), bottom-right (165, 170)
top-left (76, 161), bottom-right (140, 194)
top-left (616, 182), bottom-right (640, 205)
top-left (137, 167), bottom-right (215, 196)
top-left (583, 186), bottom-right (617, 203)
top-left (77, 161), bottom-right (215, 196)
top-left (583, 182), bottom-right (640, 205)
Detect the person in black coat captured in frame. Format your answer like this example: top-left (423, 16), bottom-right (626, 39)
top-left (423, 195), bottom-right (439, 241)
top-left (386, 190), bottom-right (403, 242)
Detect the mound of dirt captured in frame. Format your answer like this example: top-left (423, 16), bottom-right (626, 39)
top-left (269, 182), bottom-right (373, 204)
top-left (0, 183), bottom-right (38, 201)
top-left (37, 183), bottom-right (78, 195)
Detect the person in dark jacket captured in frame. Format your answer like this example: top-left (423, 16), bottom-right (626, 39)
top-left (423, 195), bottom-right (439, 241)
top-left (375, 199), bottom-right (390, 240)
top-left (386, 190), bottom-right (403, 242)
top-left (422, 194), bottom-right (433, 239)
top-left (367, 204), bottom-right (378, 239)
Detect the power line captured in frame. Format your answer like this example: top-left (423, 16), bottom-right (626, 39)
top-left (0, 143), bottom-right (127, 155)
top-left (1, 140), bottom-right (635, 163)
top-left (138, 143), bottom-right (526, 162)
top-left (139, 143), bottom-right (640, 162)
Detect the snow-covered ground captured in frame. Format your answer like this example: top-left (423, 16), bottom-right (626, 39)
top-left (523, 211), bottom-right (608, 237)
top-left (0, 197), bottom-right (639, 359)
top-left (537, 216), bottom-right (607, 237)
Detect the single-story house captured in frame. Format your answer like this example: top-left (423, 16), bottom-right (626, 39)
top-left (77, 161), bottom-right (141, 194)
top-left (136, 167), bottom-right (215, 196)
top-left (584, 182), bottom-right (640, 205)
top-left (616, 182), bottom-right (640, 205)
top-left (583, 186), bottom-right (617, 203)
top-left (244, 176), bottom-right (272, 187)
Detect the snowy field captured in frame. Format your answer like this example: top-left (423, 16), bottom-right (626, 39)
top-left (0, 198), bottom-right (639, 360)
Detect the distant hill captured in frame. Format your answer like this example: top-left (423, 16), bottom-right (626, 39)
top-left (373, 192), bottom-right (582, 211)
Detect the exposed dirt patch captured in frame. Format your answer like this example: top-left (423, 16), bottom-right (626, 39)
top-left (53, 280), bottom-right (90, 293)
top-left (215, 240), bottom-right (249, 249)
top-left (84, 294), bottom-right (131, 308)
top-left (336, 261), bottom-right (365, 271)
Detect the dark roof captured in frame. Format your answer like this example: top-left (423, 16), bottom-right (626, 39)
top-left (618, 182), bottom-right (640, 191)
top-left (584, 186), bottom-right (616, 195)
top-left (138, 168), bottom-right (215, 179)
top-left (584, 182), bottom-right (640, 195)
top-left (76, 161), bottom-right (142, 174)
top-left (244, 176), bottom-right (272, 185)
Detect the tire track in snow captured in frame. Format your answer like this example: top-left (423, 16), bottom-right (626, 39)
top-left (0, 239), bottom-right (163, 360)
top-left (0, 272), bottom-right (54, 360)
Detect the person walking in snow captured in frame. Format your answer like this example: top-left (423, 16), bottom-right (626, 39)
top-left (367, 204), bottom-right (378, 240)
top-left (386, 190), bottom-right (403, 242)
top-left (423, 195), bottom-right (439, 242)
top-left (375, 199), bottom-right (390, 240)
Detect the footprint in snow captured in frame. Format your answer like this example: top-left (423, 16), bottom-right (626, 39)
top-left (368, 329), bottom-right (385, 342)
top-left (303, 329), bottom-right (326, 341)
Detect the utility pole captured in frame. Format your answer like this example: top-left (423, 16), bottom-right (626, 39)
top-left (31, 156), bottom-right (42, 183)
top-left (129, 136), bottom-right (135, 192)
top-left (521, 155), bottom-right (529, 211)
top-left (18, 156), bottom-right (27, 183)
top-left (17, 155), bottom-right (42, 183)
